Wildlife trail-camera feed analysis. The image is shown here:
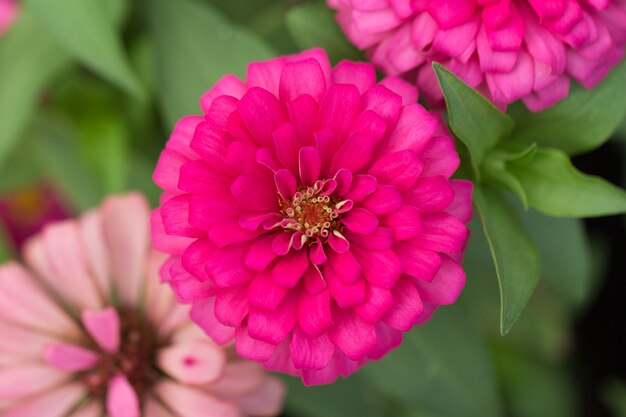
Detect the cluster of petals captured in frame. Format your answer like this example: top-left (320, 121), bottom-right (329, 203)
top-left (152, 48), bottom-right (472, 385)
top-left (0, 0), bottom-right (18, 37)
top-left (327, 0), bottom-right (626, 111)
top-left (0, 193), bottom-right (284, 417)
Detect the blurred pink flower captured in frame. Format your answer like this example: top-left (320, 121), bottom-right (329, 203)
top-left (0, 0), bottom-right (18, 37)
top-left (0, 193), bottom-right (284, 417)
top-left (152, 48), bottom-right (472, 385)
top-left (327, 0), bottom-right (626, 111)
top-left (0, 184), bottom-right (69, 251)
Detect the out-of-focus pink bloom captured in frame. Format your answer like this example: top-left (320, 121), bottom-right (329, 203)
top-left (0, 185), bottom-right (69, 251)
top-left (0, 193), bottom-right (284, 417)
top-left (0, 0), bottom-right (18, 37)
top-left (327, 0), bottom-right (626, 111)
top-left (152, 48), bottom-right (472, 385)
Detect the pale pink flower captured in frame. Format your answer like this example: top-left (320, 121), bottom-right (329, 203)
top-left (152, 49), bottom-right (472, 385)
top-left (0, 0), bottom-right (18, 37)
top-left (327, 0), bottom-right (626, 111)
top-left (0, 193), bottom-right (284, 417)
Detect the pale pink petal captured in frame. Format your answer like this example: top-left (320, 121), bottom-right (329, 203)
top-left (0, 365), bottom-right (70, 400)
top-left (154, 381), bottom-right (241, 417)
top-left (238, 376), bottom-right (286, 417)
top-left (43, 343), bottom-right (100, 372)
top-left (2, 383), bottom-right (85, 417)
top-left (158, 339), bottom-right (226, 385)
top-left (102, 193), bottom-right (150, 305)
top-left (81, 307), bottom-right (121, 354)
top-left (106, 374), bottom-right (140, 417)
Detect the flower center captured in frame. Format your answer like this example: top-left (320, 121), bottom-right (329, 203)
top-left (83, 309), bottom-right (161, 400)
top-left (279, 184), bottom-right (346, 239)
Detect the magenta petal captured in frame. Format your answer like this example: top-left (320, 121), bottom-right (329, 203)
top-left (248, 271), bottom-right (289, 311)
top-left (419, 136), bottom-right (460, 178)
top-left (328, 231), bottom-right (351, 254)
top-left (44, 343), bottom-right (100, 372)
top-left (404, 175), bottom-right (455, 213)
top-left (382, 104), bottom-right (437, 154)
top-left (299, 147), bottom-right (322, 186)
top-left (272, 250), bottom-right (309, 287)
top-left (348, 227), bottom-right (393, 251)
top-left (231, 175), bottom-right (278, 212)
top-left (248, 293), bottom-right (297, 344)
top-left (161, 195), bottom-right (203, 238)
top-left (245, 235), bottom-right (279, 271)
top-left (362, 84), bottom-right (403, 128)
top-left (106, 374), bottom-right (140, 417)
top-left (309, 240), bottom-right (328, 265)
top-left (331, 133), bottom-right (378, 174)
top-left (209, 218), bottom-right (264, 247)
top-left (288, 95), bottom-right (320, 145)
top-left (303, 265), bottom-right (327, 294)
top-left (297, 289), bottom-right (332, 336)
top-left (445, 180), bottom-right (474, 223)
top-left (215, 285), bottom-right (250, 327)
top-left (275, 169), bottom-right (297, 201)
top-left (328, 251), bottom-right (361, 283)
top-left (290, 329), bottom-right (334, 370)
top-left (327, 266), bottom-right (366, 308)
top-left (344, 175), bottom-right (378, 201)
top-left (238, 88), bottom-right (286, 147)
top-left (81, 307), bottom-right (120, 354)
top-left (332, 61), bottom-right (376, 93)
top-left (383, 279), bottom-right (424, 331)
top-left (383, 205), bottom-right (422, 240)
top-left (410, 213), bottom-right (468, 253)
top-left (361, 185), bottom-right (402, 216)
top-left (342, 208), bottom-right (379, 234)
top-left (329, 310), bottom-right (377, 361)
top-left (415, 255), bottom-right (466, 305)
top-left (273, 123), bottom-right (300, 174)
top-left (395, 243), bottom-right (442, 283)
top-left (235, 325), bottom-right (277, 362)
top-left (199, 74), bottom-right (246, 113)
top-left (190, 298), bottom-right (235, 345)
top-left (354, 248), bottom-right (402, 288)
top-left (355, 285), bottom-right (394, 323)
top-left (280, 58), bottom-right (327, 102)
top-left (319, 84), bottom-right (361, 133)
top-left (369, 150), bottom-right (423, 191)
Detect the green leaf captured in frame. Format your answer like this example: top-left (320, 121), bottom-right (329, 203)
top-left (474, 185), bottom-right (541, 334)
top-left (286, 3), bottom-right (363, 64)
top-left (483, 144), bottom-right (537, 208)
top-left (23, 0), bottom-right (144, 98)
top-left (150, 0), bottom-right (276, 127)
top-left (433, 63), bottom-right (514, 175)
top-left (363, 305), bottom-right (503, 417)
top-left (509, 59), bottom-right (626, 155)
top-left (521, 210), bottom-right (592, 307)
top-left (283, 375), bottom-right (390, 417)
top-left (508, 148), bottom-right (626, 217)
top-left (0, 11), bottom-right (72, 167)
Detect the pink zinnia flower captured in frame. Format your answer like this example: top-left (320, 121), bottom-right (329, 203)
top-left (152, 48), bottom-right (472, 385)
top-left (0, 184), bottom-right (69, 251)
top-left (327, 0), bottom-right (626, 111)
top-left (0, 193), bottom-right (284, 417)
top-left (0, 0), bottom-right (18, 37)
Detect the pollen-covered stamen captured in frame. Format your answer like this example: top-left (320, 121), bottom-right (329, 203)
top-left (279, 181), bottom-right (349, 241)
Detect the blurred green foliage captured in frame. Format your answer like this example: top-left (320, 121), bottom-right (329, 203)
top-left (0, 0), bottom-right (624, 416)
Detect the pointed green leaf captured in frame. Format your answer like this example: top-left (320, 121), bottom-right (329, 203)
top-left (150, 0), bottom-right (276, 127)
top-left (363, 305), bottom-right (503, 417)
top-left (474, 185), bottom-right (541, 334)
top-left (433, 63), bottom-right (514, 174)
top-left (23, 0), bottom-right (144, 98)
top-left (0, 10), bottom-right (72, 167)
top-left (509, 59), bottom-right (626, 155)
top-left (508, 148), bottom-right (626, 217)
top-left (286, 3), bottom-right (363, 63)
top-left (483, 144), bottom-right (537, 207)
